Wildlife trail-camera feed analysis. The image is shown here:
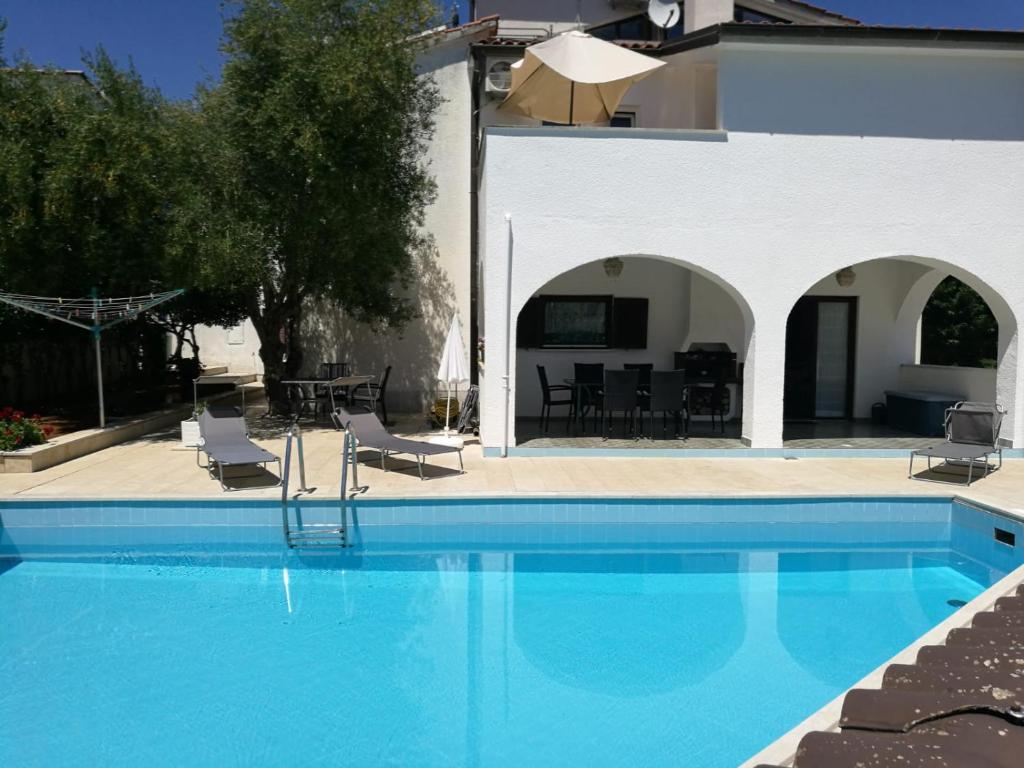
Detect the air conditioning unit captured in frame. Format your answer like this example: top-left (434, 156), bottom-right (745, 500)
top-left (484, 57), bottom-right (518, 96)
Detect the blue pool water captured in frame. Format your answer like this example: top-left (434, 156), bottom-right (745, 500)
top-left (1, 497), bottom-right (1021, 767)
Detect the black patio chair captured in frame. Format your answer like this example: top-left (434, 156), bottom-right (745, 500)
top-left (645, 369), bottom-right (689, 439)
top-left (601, 368), bottom-right (639, 440)
top-left (351, 365), bottom-right (391, 425)
top-left (315, 361), bottom-right (350, 420)
top-left (684, 368), bottom-right (728, 434)
top-left (624, 363), bottom-right (653, 392)
top-left (537, 365), bottom-right (573, 432)
top-left (628, 363), bottom-right (655, 426)
top-left (574, 362), bottom-right (604, 432)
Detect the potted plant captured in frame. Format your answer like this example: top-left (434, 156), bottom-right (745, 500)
top-left (181, 402), bottom-right (204, 448)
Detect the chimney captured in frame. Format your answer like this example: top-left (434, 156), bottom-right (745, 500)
top-left (684, 0), bottom-right (735, 33)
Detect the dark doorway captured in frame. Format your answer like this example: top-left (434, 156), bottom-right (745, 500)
top-left (784, 296), bottom-right (857, 420)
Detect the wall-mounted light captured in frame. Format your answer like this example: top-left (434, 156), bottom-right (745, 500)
top-left (835, 266), bottom-right (856, 287)
top-left (603, 257), bottom-right (624, 278)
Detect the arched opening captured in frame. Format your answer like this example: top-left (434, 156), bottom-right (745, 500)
top-left (920, 277), bottom-right (998, 368)
top-left (510, 255), bottom-right (754, 447)
top-left (781, 258), bottom-right (1016, 447)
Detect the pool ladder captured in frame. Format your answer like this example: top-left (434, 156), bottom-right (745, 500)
top-left (280, 422), bottom-right (358, 549)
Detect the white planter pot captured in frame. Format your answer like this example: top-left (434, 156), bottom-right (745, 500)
top-left (181, 419), bottom-right (201, 448)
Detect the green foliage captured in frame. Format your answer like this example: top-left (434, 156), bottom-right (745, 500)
top-left (0, 51), bottom-right (169, 294)
top-left (0, 42), bottom-right (247, 366)
top-left (0, 2), bottom-right (442, 406)
top-left (921, 277), bottom-right (998, 368)
top-left (197, 0), bottom-right (442, 398)
top-left (0, 407), bottom-right (51, 451)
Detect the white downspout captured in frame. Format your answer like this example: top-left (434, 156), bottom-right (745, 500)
top-left (501, 213), bottom-right (513, 458)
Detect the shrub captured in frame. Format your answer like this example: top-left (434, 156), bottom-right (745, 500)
top-left (0, 407), bottom-right (52, 451)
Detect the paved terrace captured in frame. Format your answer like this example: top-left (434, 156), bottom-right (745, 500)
top-left (0, 402), bottom-right (1020, 516)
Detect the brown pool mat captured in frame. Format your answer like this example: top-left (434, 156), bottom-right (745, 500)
top-left (754, 578), bottom-right (1024, 768)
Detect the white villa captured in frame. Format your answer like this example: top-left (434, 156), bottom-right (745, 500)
top-left (201, 0), bottom-right (1024, 454)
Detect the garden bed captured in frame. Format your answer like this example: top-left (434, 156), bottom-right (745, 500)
top-left (0, 405), bottom-right (192, 473)
top-left (0, 386), bottom-right (263, 473)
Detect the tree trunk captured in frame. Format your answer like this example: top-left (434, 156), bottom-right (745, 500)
top-left (187, 326), bottom-right (200, 367)
top-left (249, 289), bottom-right (305, 411)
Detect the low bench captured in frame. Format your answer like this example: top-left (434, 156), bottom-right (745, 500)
top-left (885, 390), bottom-right (965, 437)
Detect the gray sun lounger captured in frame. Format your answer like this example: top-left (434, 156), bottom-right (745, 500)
top-left (909, 401), bottom-right (1005, 486)
top-left (336, 407), bottom-right (464, 480)
top-left (197, 406), bottom-right (282, 491)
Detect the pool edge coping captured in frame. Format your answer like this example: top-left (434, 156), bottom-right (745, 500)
top-left (739, 559), bottom-right (1024, 768)
top-left (1, 491), bottom-right (1021, 524)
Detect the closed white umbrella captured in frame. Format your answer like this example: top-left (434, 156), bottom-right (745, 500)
top-left (436, 316), bottom-right (470, 438)
top-left (500, 30), bottom-right (665, 125)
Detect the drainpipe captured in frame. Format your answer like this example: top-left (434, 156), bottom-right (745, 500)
top-left (469, 45), bottom-right (483, 387)
top-left (501, 213), bottom-right (513, 458)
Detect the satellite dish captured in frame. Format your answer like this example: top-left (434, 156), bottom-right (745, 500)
top-left (647, 0), bottom-right (680, 29)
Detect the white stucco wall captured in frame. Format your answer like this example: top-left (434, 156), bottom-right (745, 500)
top-left (684, 273), bottom-right (747, 359)
top-left (480, 127), bottom-right (1024, 449)
top-left (718, 45), bottom-right (1024, 140)
top-left (898, 364), bottom-right (997, 405)
top-left (193, 320), bottom-right (264, 374)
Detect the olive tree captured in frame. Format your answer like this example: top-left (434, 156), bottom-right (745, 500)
top-left (201, 0), bottom-right (442, 404)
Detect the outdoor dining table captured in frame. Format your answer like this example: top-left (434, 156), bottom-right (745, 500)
top-left (563, 378), bottom-right (619, 434)
top-left (563, 376), bottom-right (691, 435)
top-left (280, 375), bottom-right (375, 423)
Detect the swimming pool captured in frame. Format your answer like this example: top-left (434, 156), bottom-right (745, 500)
top-left (1, 497), bottom-right (1021, 767)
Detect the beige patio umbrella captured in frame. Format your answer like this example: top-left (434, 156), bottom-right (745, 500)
top-left (500, 30), bottom-right (665, 126)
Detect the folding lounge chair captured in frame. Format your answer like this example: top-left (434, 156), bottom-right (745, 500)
top-left (336, 407), bottom-right (464, 480)
top-left (197, 406), bottom-right (282, 491)
top-left (909, 401), bottom-right (1005, 486)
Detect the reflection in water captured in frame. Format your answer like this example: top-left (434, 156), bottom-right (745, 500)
top-left (512, 553), bottom-right (745, 696)
top-left (775, 551), bottom-right (966, 688)
top-left (1, 544), bottom-right (998, 768)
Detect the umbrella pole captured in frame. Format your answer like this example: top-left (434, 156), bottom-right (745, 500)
top-left (91, 288), bottom-right (105, 429)
top-left (445, 382), bottom-right (452, 435)
top-left (93, 328), bottom-right (105, 429)
top-left (569, 81), bottom-right (575, 125)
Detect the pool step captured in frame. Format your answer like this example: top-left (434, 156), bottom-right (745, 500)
top-left (285, 526), bottom-right (348, 548)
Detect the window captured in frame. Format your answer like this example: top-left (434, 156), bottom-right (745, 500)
top-left (517, 296), bottom-right (649, 349)
top-left (542, 296), bottom-right (613, 347)
top-left (589, 14), bottom-right (657, 42)
top-left (610, 111), bottom-right (636, 128)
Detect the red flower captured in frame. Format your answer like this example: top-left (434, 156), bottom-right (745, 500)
top-left (12, 413), bottom-right (22, 423)
top-left (0, 406), bottom-right (12, 419)
top-left (43, 425), bottom-right (55, 437)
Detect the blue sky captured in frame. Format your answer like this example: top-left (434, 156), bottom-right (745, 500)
top-left (2, 1), bottom-right (1023, 100)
